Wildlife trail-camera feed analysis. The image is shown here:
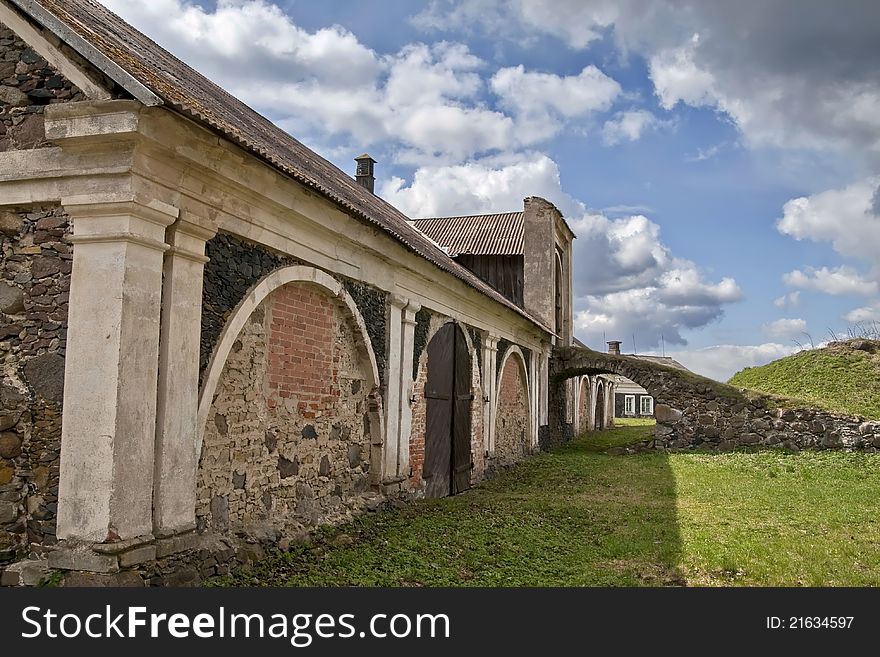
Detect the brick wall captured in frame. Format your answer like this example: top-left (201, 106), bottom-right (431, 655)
top-left (197, 282), bottom-right (377, 539)
top-left (492, 355), bottom-right (530, 468)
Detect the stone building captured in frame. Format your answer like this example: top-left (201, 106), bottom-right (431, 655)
top-left (0, 0), bottom-right (597, 583)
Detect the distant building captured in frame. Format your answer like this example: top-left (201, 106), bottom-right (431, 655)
top-left (603, 341), bottom-right (690, 419)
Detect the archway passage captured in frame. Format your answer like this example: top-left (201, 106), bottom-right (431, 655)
top-left (197, 277), bottom-right (380, 534)
top-left (594, 382), bottom-right (605, 430)
top-left (578, 377), bottom-right (591, 432)
top-left (494, 350), bottom-right (531, 467)
top-left (424, 323), bottom-right (473, 498)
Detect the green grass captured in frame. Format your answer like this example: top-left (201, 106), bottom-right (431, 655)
top-left (613, 417), bottom-right (656, 427)
top-left (729, 340), bottom-right (880, 419)
top-left (211, 424), bottom-right (880, 587)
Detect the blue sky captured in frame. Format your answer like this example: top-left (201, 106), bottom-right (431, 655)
top-left (100, 0), bottom-right (880, 380)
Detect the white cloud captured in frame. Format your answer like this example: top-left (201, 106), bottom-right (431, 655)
top-left (380, 153), bottom-right (570, 218)
top-left (491, 64), bottom-right (620, 118)
top-left (783, 266), bottom-right (879, 297)
top-left (762, 318), bottom-right (807, 340)
top-left (777, 178), bottom-right (880, 263)
top-left (413, 1), bottom-right (880, 155)
top-left (601, 109), bottom-right (665, 145)
top-left (773, 291), bottom-right (800, 309)
top-left (412, 0), bottom-right (619, 49)
top-left (662, 343), bottom-right (799, 383)
top-left (844, 304), bottom-right (880, 324)
top-left (648, 34), bottom-right (717, 111)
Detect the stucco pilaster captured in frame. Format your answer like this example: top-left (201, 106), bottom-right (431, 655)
top-left (483, 335), bottom-right (499, 454)
top-left (397, 299), bottom-right (421, 478)
top-left (56, 196), bottom-right (177, 545)
top-left (382, 294), bottom-right (407, 484)
top-left (153, 212), bottom-right (216, 537)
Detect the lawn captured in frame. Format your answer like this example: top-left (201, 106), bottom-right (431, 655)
top-left (211, 424), bottom-right (880, 587)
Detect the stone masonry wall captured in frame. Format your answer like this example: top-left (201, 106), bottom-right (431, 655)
top-left (491, 355), bottom-right (530, 469)
top-left (0, 21), bottom-right (85, 152)
top-left (0, 206), bottom-right (70, 565)
top-left (552, 346), bottom-right (880, 453)
top-left (197, 282), bottom-right (378, 539)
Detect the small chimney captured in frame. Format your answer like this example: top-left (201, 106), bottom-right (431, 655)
top-left (607, 340), bottom-right (621, 355)
top-left (354, 153), bottom-right (376, 194)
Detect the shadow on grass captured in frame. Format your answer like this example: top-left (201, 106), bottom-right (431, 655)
top-left (211, 424), bottom-right (685, 587)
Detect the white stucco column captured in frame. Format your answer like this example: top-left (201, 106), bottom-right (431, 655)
top-left (589, 376), bottom-right (599, 431)
top-left (153, 213), bottom-right (216, 537)
top-left (483, 335), bottom-right (498, 454)
top-left (539, 347), bottom-right (550, 426)
top-left (529, 348), bottom-right (540, 447)
top-left (382, 294), bottom-right (407, 483)
top-left (57, 196), bottom-right (177, 544)
top-left (396, 299), bottom-right (421, 478)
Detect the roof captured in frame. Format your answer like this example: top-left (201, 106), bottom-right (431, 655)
top-left (9, 0), bottom-right (552, 333)
top-left (412, 212), bottom-right (524, 257)
top-left (632, 355), bottom-right (690, 372)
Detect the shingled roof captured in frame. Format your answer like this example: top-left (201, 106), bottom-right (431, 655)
top-left (412, 212), bottom-right (524, 257)
top-left (8, 0), bottom-right (552, 333)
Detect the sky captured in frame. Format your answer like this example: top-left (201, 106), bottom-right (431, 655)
top-left (98, 0), bottom-right (880, 381)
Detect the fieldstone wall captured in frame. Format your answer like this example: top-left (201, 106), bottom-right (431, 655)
top-left (491, 354), bottom-right (530, 469)
top-left (197, 282), bottom-right (379, 540)
top-left (0, 206), bottom-right (70, 564)
top-left (552, 346), bottom-right (880, 453)
top-left (0, 21), bottom-right (85, 152)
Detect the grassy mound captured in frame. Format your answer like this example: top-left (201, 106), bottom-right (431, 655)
top-left (728, 339), bottom-right (880, 419)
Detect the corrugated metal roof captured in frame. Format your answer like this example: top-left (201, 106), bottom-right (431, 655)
top-left (12, 0), bottom-right (552, 333)
top-left (412, 212), bottom-right (524, 257)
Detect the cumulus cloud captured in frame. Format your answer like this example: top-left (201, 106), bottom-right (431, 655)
top-left (412, 0), bottom-right (619, 49)
top-left (601, 109), bottom-right (665, 145)
top-left (783, 266), bottom-right (879, 297)
top-left (773, 291), bottom-right (800, 309)
top-left (661, 343), bottom-right (799, 383)
top-left (762, 318), bottom-right (807, 340)
top-left (777, 177), bottom-right (880, 263)
top-left (844, 304), bottom-right (880, 324)
top-left (490, 65), bottom-right (620, 141)
top-left (412, 0), bottom-right (880, 155)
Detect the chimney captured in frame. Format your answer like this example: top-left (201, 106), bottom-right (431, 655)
top-left (354, 153), bottom-right (376, 194)
top-left (607, 340), bottom-right (621, 355)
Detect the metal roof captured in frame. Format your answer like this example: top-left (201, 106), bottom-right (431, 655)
top-left (10, 0), bottom-right (552, 333)
top-left (412, 212), bottom-right (524, 257)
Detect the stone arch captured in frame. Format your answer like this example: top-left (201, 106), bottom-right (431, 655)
top-left (594, 379), bottom-right (606, 430)
top-left (197, 266), bottom-right (381, 455)
top-left (577, 375), bottom-right (592, 432)
top-left (195, 265), bottom-right (383, 535)
top-left (492, 346), bottom-right (532, 467)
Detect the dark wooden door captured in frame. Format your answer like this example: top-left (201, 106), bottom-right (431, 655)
top-left (423, 324), bottom-right (472, 498)
top-left (595, 384), bottom-right (605, 430)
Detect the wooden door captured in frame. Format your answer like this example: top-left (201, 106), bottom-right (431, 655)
top-left (595, 384), bottom-right (605, 430)
top-left (423, 323), bottom-right (472, 498)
